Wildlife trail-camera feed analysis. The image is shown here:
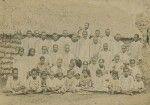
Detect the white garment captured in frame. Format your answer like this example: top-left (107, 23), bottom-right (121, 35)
top-left (129, 66), bottom-right (142, 78)
top-left (36, 39), bottom-right (51, 54)
top-left (119, 75), bottom-right (134, 91)
top-left (55, 78), bottom-right (65, 88)
top-left (70, 41), bottom-right (80, 58)
top-left (21, 37), bottom-right (37, 55)
top-left (27, 56), bottom-right (39, 72)
top-left (51, 66), bottom-right (67, 75)
top-left (101, 36), bottom-right (114, 50)
top-left (134, 80), bottom-right (144, 90)
top-left (51, 52), bottom-right (62, 66)
top-left (112, 41), bottom-right (124, 55)
top-left (46, 77), bottom-right (58, 88)
top-left (89, 42), bottom-right (100, 58)
top-left (130, 41), bottom-right (143, 60)
top-left (93, 76), bottom-right (104, 91)
top-left (109, 61), bottom-right (123, 77)
top-left (37, 53), bottom-right (52, 65)
top-left (5, 76), bottom-right (23, 91)
top-left (99, 50), bottom-right (113, 70)
top-left (118, 52), bottom-right (130, 64)
top-left (62, 52), bottom-right (74, 67)
top-left (78, 38), bottom-right (91, 61)
top-left (27, 76), bottom-right (41, 90)
top-left (89, 64), bottom-right (98, 80)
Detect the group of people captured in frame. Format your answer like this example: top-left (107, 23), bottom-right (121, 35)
top-left (3, 23), bottom-right (146, 95)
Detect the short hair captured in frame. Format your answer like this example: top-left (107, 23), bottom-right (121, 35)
top-left (98, 59), bottom-right (104, 63)
top-left (40, 56), bottom-right (45, 60)
top-left (96, 70), bottom-right (102, 75)
top-left (82, 70), bottom-right (91, 76)
top-left (12, 68), bottom-right (18, 74)
top-left (31, 68), bottom-right (38, 74)
top-left (82, 61), bottom-right (88, 65)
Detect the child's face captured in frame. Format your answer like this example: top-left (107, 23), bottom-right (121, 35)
top-left (19, 49), bottom-right (24, 56)
top-left (57, 59), bottom-right (62, 67)
top-left (124, 71), bottom-right (129, 78)
top-left (114, 56), bottom-right (120, 63)
top-left (40, 57), bottom-right (45, 64)
top-left (49, 75), bottom-right (55, 79)
top-left (32, 71), bottom-right (38, 79)
top-left (75, 74), bottom-right (80, 79)
top-left (83, 65), bottom-right (88, 70)
top-left (58, 76), bottom-right (63, 80)
top-left (41, 74), bottom-right (47, 79)
top-left (96, 73), bottom-right (102, 78)
top-left (112, 74), bottom-right (118, 80)
top-left (83, 71), bottom-right (88, 77)
top-left (67, 72), bottom-right (73, 79)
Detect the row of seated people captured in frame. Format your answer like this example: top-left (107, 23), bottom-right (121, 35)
top-left (3, 57), bottom-right (145, 95)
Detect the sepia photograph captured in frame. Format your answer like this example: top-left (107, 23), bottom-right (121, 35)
top-left (0, 0), bottom-right (150, 105)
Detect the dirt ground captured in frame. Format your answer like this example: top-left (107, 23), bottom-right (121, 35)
top-left (0, 91), bottom-right (149, 105)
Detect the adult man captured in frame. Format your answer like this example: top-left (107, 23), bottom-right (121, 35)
top-left (51, 44), bottom-right (62, 66)
top-left (78, 30), bottom-right (91, 61)
top-left (62, 44), bottom-right (74, 67)
top-left (89, 36), bottom-right (101, 58)
top-left (119, 45), bottom-right (130, 64)
top-left (36, 32), bottom-right (51, 54)
top-left (101, 29), bottom-right (114, 51)
top-left (78, 23), bottom-right (91, 37)
top-left (99, 43), bottom-right (113, 70)
top-left (70, 34), bottom-right (80, 58)
top-left (112, 34), bottom-right (124, 55)
top-left (51, 58), bottom-right (66, 75)
top-left (21, 30), bottom-right (36, 55)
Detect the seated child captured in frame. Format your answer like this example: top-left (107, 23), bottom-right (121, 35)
top-left (26, 68), bottom-right (42, 93)
top-left (46, 72), bottom-right (58, 92)
top-left (92, 70), bottom-right (104, 91)
top-left (119, 67), bottom-right (134, 95)
top-left (80, 70), bottom-right (92, 89)
top-left (4, 68), bottom-right (26, 95)
top-left (40, 71), bottom-right (48, 93)
top-left (110, 71), bottom-right (121, 94)
top-left (74, 73), bottom-right (81, 91)
top-left (102, 71), bottom-right (112, 93)
top-left (55, 72), bottom-right (66, 94)
top-left (64, 70), bottom-right (77, 92)
top-left (133, 74), bottom-right (146, 94)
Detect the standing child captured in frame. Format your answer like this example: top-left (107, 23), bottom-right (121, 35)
top-left (110, 71), bottom-right (121, 94)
